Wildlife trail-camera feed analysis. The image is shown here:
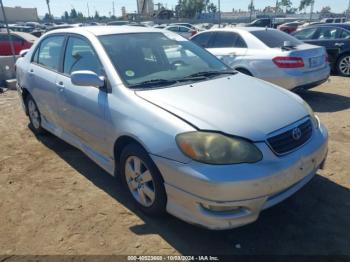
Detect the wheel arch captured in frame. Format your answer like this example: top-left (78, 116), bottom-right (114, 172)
top-left (113, 135), bottom-right (150, 175)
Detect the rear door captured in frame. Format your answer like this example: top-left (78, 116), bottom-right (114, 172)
top-left (206, 31), bottom-right (248, 67)
top-left (27, 34), bottom-right (65, 125)
top-left (55, 35), bottom-right (107, 155)
top-left (305, 26), bottom-right (343, 65)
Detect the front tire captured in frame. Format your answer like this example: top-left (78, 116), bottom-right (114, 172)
top-left (336, 54), bottom-right (350, 77)
top-left (120, 143), bottom-right (167, 215)
top-left (26, 95), bottom-right (46, 135)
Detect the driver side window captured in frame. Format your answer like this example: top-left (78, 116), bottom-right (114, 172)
top-left (63, 36), bottom-right (103, 76)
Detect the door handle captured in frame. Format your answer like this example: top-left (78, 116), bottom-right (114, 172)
top-left (28, 69), bottom-right (34, 74)
top-left (56, 81), bottom-right (64, 87)
top-left (335, 43), bottom-right (344, 47)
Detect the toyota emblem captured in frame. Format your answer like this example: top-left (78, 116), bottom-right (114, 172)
top-left (292, 127), bottom-right (302, 141)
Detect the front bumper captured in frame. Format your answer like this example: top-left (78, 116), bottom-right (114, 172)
top-left (151, 124), bottom-right (328, 230)
top-left (256, 65), bottom-right (330, 91)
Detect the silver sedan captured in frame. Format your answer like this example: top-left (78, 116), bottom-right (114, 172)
top-left (191, 27), bottom-right (331, 91)
top-left (16, 26), bottom-right (328, 229)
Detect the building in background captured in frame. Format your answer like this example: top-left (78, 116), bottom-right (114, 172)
top-left (0, 6), bottom-right (38, 23)
top-left (137, 0), bottom-right (154, 17)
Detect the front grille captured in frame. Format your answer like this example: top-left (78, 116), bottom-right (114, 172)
top-left (267, 119), bottom-right (313, 155)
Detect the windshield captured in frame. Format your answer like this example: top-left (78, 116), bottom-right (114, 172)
top-left (251, 29), bottom-right (302, 48)
top-left (98, 32), bottom-right (229, 88)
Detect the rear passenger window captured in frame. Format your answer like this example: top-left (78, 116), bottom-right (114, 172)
top-left (191, 32), bottom-right (214, 48)
top-left (235, 36), bottom-right (247, 48)
top-left (211, 32), bottom-right (238, 48)
top-left (340, 29), bottom-right (350, 39)
top-left (315, 27), bottom-right (339, 40)
top-left (63, 36), bottom-right (103, 76)
top-left (37, 36), bottom-right (65, 71)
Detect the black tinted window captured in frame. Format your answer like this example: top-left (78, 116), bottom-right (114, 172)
top-left (37, 35), bottom-right (65, 71)
top-left (251, 29), bottom-right (301, 48)
top-left (63, 37), bottom-right (102, 76)
top-left (235, 36), bottom-right (247, 48)
top-left (315, 27), bottom-right (340, 40)
top-left (212, 32), bottom-right (237, 48)
top-left (191, 32), bottom-right (213, 48)
top-left (340, 29), bottom-right (350, 39)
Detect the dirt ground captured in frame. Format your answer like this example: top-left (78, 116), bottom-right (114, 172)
top-left (0, 76), bottom-right (349, 256)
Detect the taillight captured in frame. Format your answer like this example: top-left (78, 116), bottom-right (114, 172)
top-left (191, 30), bottom-right (197, 36)
top-left (272, 56), bottom-right (305, 68)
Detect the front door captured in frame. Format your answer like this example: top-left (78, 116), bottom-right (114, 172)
top-left (55, 35), bottom-right (107, 155)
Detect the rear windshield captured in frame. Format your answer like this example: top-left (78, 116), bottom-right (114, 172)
top-left (251, 30), bottom-right (302, 48)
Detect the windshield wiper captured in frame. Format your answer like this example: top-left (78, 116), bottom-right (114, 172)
top-left (182, 70), bottom-right (237, 79)
top-left (129, 79), bottom-right (178, 89)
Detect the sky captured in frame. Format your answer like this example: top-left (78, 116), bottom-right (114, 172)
top-left (3, 0), bottom-right (349, 18)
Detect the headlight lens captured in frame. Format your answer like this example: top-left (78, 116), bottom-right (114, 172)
top-left (176, 132), bottom-right (262, 165)
top-left (303, 101), bottom-right (320, 129)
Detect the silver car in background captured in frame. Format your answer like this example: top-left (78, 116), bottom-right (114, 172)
top-left (191, 27), bottom-right (331, 91)
top-left (16, 26), bottom-right (328, 230)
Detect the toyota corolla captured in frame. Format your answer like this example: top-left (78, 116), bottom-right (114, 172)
top-left (16, 26), bottom-right (328, 230)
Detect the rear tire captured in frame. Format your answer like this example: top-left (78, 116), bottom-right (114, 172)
top-left (336, 53), bottom-right (350, 77)
top-left (120, 143), bottom-right (167, 216)
top-left (26, 95), bottom-right (46, 135)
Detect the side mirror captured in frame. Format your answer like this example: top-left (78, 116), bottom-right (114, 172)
top-left (71, 70), bottom-right (105, 88)
top-left (19, 49), bottom-right (29, 57)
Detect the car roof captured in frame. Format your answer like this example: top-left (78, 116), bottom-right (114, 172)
top-left (205, 27), bottom-right (278, 33)
top-left (47, 25), bottom-right (163, 36)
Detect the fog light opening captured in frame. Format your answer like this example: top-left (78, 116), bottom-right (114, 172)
top-left (200, 203), bottom-right (244, 214)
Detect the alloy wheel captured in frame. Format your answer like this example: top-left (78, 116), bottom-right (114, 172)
top-left (339, 55), bottom-right (350, 76)
top-left (28, 99), bottom-right (40, 129)
top-left (124, 156), bottom-right (156, 207)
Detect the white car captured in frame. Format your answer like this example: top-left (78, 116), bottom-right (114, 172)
top-left (191, 27), bottom-right (331, 91)
top-left (165, 25), bottom-right (197, 39)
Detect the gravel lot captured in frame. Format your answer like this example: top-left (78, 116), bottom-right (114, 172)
top-left (0, 76), bottom-right (349, 256)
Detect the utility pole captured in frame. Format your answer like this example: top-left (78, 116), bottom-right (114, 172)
top-left (347, 0), bottom-right (350, 20)
top-left (274, 0), bottom-right (278, 27)
top-left (112, 1), bottom-right (115, 17)
top-left (0, 0), bottom-right (16, 64)
top-left (249, 0), bottom-right (254, 22)
top-left (218, 0), bottom-right (221, 28)
top-left (309, 0), bottom-right (314, 22)
top-left (46, 0), bottom-right (52, 21)
top-left (87, 2), bottom-right (90, 18)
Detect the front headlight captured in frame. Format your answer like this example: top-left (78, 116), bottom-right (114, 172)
top-left (176, 132), bottom-right (262, 165)
top-left (303, 101), bottom-right (320, 129)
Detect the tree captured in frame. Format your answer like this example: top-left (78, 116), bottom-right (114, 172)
top-left (278, 0), bottom-right (292, 12)
top-left (43, 13), bottom-right (53, 22)
top-left (176, 0), bottom-right (210, 18)
top-left (63, 11), bottom-right (69, 21)
top-left (94, 11), bottom-right (100, 20)
top-left (299, 0), bottom-right (314, 11)
top-left (319, 6), bottom-right (332, 18)
top-left (207, 2), bottom-right (217, 13)
top-left (70, 8), bottom-right (78, 19)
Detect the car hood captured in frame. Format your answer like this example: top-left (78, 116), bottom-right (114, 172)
top-left (135, 74), bottom-right (308, 141)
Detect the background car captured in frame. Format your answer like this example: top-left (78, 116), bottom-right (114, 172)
top-left (278, 21), bottom-right (304, 34)
top-left (293, 24), bottom-right (350, 76)
top-left (191, 27), bottom-right (330, 90)
top-left (321, 17), bottom-right (347, 24)
top-left (165, 25), bottom-right (197, 39)
top-left (0, 32), bottom-right (37, 56)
